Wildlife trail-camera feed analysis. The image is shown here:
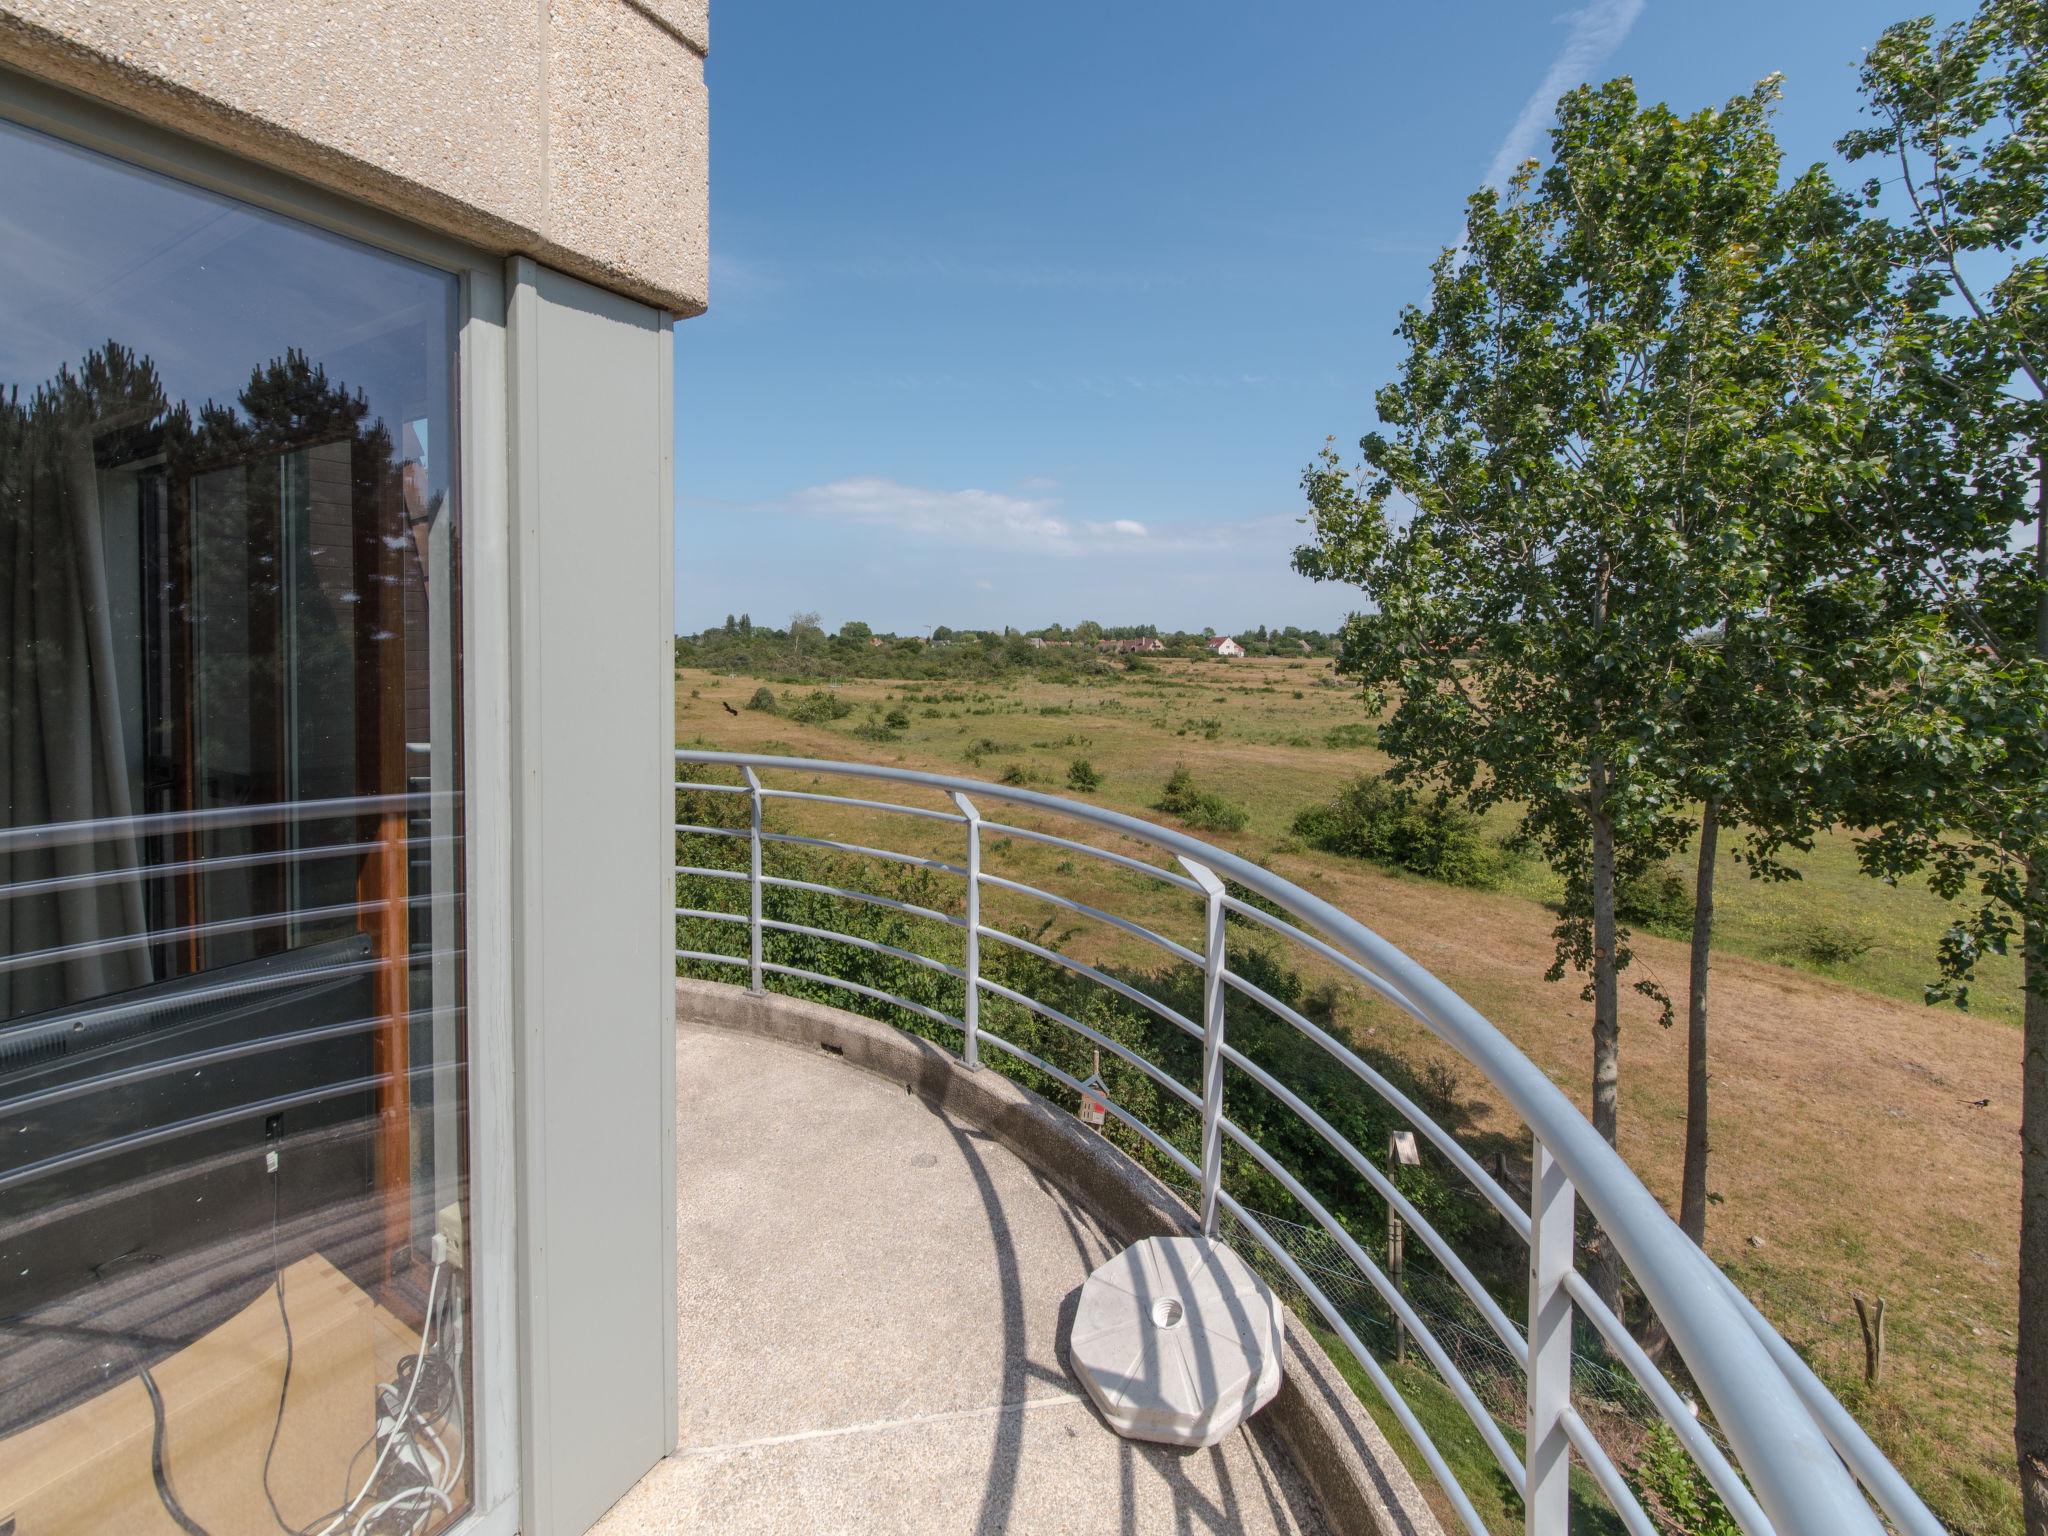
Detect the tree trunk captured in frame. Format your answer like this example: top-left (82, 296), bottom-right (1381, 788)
top-left (2021, 867), bottom-right (2047, 1536)
top-left (2018, 450), bottom-right (2048, 1536)
top-left (1679, 797), bottom-right (1720, 1246)
top-left (1587, 757), bottom-right (1624, 1314)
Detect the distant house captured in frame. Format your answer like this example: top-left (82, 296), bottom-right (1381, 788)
top-left (869, 636), bottom-right (887, 647)
top-left (1207, 636), bottom-right (1245, 658)
top-left (1099, 636), bottom-right (1165, 654)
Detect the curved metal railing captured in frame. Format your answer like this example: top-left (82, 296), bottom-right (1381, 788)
top-left (675, 749), bottom-right (1939, 1536)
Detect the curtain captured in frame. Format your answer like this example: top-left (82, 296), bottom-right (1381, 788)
top-left (0, 356), bottom-right (155, 1021)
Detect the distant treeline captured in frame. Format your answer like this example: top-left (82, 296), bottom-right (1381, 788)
top-left (675, 614), bottom-right (1339, 681)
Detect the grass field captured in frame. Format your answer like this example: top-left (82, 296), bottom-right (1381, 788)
top-left (677, 654), bottom-right (2026, 1532)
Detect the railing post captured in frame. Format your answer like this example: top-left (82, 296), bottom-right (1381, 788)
top-left (1526, 1139), bottom-right (1574, 1536)
top-left (950, 791), bottom-right (981, 1070)
top-left (742, 765), bottom-right (764, 993)
top-left (1179, 856), bottom-right (1227, 1239)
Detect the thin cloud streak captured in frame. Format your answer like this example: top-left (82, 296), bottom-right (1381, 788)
top-left (1483, 0), bottom-right (1646, 192)
top-left (687, 477), bottom-right (1295, 559)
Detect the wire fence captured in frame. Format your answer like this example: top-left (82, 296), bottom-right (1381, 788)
top-left (1171, 1181), bottom-right (1734, 1478)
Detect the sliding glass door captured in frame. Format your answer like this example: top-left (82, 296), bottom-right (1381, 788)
top-left (0, 117), bottom-right (475, 1536)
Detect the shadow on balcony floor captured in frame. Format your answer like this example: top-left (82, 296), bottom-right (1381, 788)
top-left (589, 1024), bottom-right (1332, 1535)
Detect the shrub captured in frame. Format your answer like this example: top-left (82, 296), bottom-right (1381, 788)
top-left (850, 720), bottom-right (899, 743)
top-left (1154, 764), bottom-right (1249, 834)
top-left (786, 689), bottom-right (855, 725)
top-left (1627, 1422), bottom-right (1741, 1536)
top-left (964, 736), bottom-right (1001, 765)
top-left (1322, 722), bottom-right (1378, 749)
top-left (1000, 763), bottom-right (1031, 786)
top-left (1618, 865), bottom-right (1693, 936)
top-left (1799, 921), bottom-right (1874, 967)
top-left (1066, 758), bottom-right (1102, 793)
top-left (883, 706), bottom-right (912, 731)
top-left (1290, 776), bottom-right (1495, 887)
top-left (746, 686), bottom-right (779, 714)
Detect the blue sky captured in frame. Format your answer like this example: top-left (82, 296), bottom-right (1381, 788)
top-left (677, 0), bottom-right (1955, 637)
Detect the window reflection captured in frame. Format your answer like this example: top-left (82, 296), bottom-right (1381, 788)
top-left (0, 120), bottom-right (471, 1536)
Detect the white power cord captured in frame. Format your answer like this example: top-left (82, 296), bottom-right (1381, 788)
top-left (311, 1261), bottom-right (443, 1536)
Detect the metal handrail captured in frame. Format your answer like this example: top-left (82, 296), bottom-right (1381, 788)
top-left (673, 748), bottom-right (1936, 1536)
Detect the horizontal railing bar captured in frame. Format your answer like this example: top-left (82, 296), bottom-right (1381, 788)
top-left (674, 780), bottom-right (750, 793)
top-left (0, 837), bottom-right (454, 903)
top-left (761, 787), bottom-right (967, 824)
top-left (974, 976), bottom-right (1201, 1112)
top-left (1215, 1190), bottom-right (1492, 1536)
top-left (675, 948), bottom-right (747, 969)
top-left (756, 961), bottom-right (967, 1037)
top-left (1217, 1041), bottom-right (1527, 1367)
top-left (675, 823), bottom-right (747, 840)
top-left (0, 792), bottom-right (442, 856)
top-left (974, 1027), bottom-right (1201, 1182)
top-left (762, 919), bottom-right (967, 981)
top-left (675, 907), bottom-right (746, 925)
top-left (974, 925), bottom-right (1202, 1040)
top-left (676, 864), bottom-right (748, 882)
top-left (0, 1006), bottom-right (439, 1119)
top-left (670, 750), bottom-right (1897, 1533)
top-left (1560, 1406), bottom-right (1659, 1536)
top-left (0, 895), bottom-right (428, 978)
top-left (0, 950), bottom-right (454, 1045)
top-left (1218, 1113), bottom-right (1527, 1496)
top-left (976, 873), bottom-right (1201, 966)
top-left (977, 820), bottom-right (1202, 892)
top-left (0, 1064), bottom-right (430, 1193)
top-left (1709, 1274), bottom-right (1943, 1536)
top-left (761, 875), bottom-right (967, 931)
top-left (1219, 967), bottom-right (1528, 1235)
top-left (760, 831), bottom-right (969, 877)
top-left (1222, 895), bottom-right (1466, 1045)
top-left (1561, 1269), bottom-right (1774, 1534)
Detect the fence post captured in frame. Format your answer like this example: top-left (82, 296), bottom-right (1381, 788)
top-left (1526, 1140), bottom-right (1574, 1536)
top-left (1179, 856), bottom-right (1227, 1239)
top-left (951, 791), bottom-right (981, 1070)
top-left (742, 765), bottom-right (764, 994)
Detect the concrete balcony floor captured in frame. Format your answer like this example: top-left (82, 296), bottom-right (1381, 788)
top-left (591, 1024), bottom-right (1333, 1535)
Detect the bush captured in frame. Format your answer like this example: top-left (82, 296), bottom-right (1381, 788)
top-left (1066, 758), bottom-right (1102, 793)
top-left (964, 736), bottom-right (1001, 764)
top-left (1154, 764), bottom-right (1249, 834)
top-left (746, 686), bottom-right (779, 714)
top-left (1322, 722), bottom-right (1378, 749)
top-left (1799, 921), bottom-right (1874, 967)
top-left (1290, 776), bottom-right (1496, 887)
top-left (850, 720), bottom-right (899, 743)
top-left (786, 689), bottom-right (855, 725)
top-left (1618, 865), bottom-right (1693, 936)
top-left (883, 706), bottom-right (912, 731)
top-left (1000, 763), bottom-right (1031, 786)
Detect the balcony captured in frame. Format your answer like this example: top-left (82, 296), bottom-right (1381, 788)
top-left (641, 749), bottom-right (1946, 1536)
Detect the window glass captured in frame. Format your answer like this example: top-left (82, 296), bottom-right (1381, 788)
top-left (0, 118), bottom-right (473, 1536)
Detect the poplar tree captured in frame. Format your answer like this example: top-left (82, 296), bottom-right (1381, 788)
top-left (1297, 77), bottom-right (1883, 1304)
top-left (1841, 6), bottom-right (2048, 1525)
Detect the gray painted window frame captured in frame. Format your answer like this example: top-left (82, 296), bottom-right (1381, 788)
top-left (0, 66), bottom-right (523, 1536)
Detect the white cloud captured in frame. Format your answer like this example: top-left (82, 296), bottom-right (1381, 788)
top-left (1483, 0), bottom-right (1645, 192)
top-left (785, 477), bottom-right (1073, 552)
top-left (1087, 519), bottom-right (1149, 539)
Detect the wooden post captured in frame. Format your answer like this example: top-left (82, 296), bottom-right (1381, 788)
top-left (1853, 1293), bottom-right (1887, 1387)
top-left (1388, 1198), bottom-right (1407, 1365)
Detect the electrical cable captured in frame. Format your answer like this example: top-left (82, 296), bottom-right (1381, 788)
top-left (262, 1144), bottom-right (298, 1536)
top-left (140, 1363), bottom-right (212, 1536)
top-left (309, 1262), bottom-right (442, 1536)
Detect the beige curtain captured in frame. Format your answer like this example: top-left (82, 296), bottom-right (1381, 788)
top-left (1, 399), bottom-right (152, 1021)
